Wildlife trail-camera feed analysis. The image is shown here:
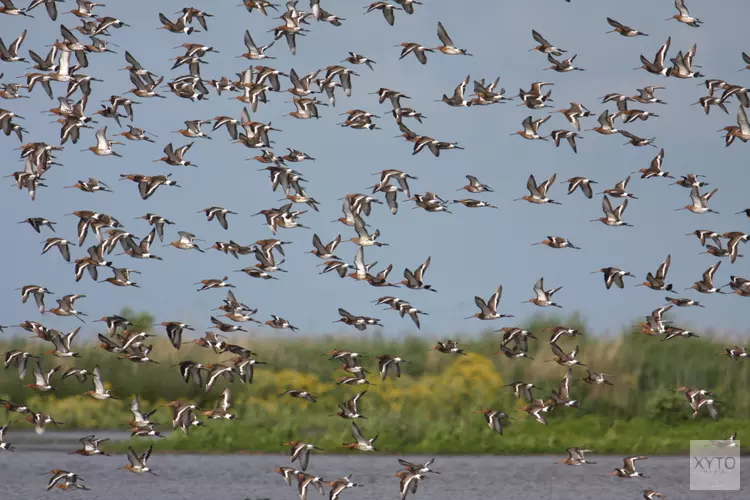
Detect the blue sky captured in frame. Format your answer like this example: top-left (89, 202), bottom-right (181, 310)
top-left (1, 0), bottom-right (749, 339)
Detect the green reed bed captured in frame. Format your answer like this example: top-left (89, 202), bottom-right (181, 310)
top-left (1, 312), bottom-right (748, 454)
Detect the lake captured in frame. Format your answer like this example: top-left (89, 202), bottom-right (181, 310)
top-left (0, 432), bottom-right (739, 499)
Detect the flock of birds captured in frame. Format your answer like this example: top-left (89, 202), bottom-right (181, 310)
top-left (0, 0), bottom-right (748, 498)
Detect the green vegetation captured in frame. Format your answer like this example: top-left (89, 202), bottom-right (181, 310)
top-left (1, 311), bottom-right (748, 454)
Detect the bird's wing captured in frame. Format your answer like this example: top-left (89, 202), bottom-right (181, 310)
top-left (351, 421), bottom-right (366, 443)
top-left (47, 472), bottom-right (68, 490)
top-left (539, 173), bottom-right (557, 196)
top-left (533, 278), bottom-right (546, 300)
top-left (415, 256), bottom-right (431, 281)
top-left (220, 388), bottom-right (232, 411)
top-left (656, 37), bottom-right (671, 66)
top-left (353, 213), bottom-right (369, 238)
top-left (705, 261), bottom-right (721, 284)
top-left (437, 21), bottom-right (453, 46)
top-left (602, 196), bottom-right (615, 219)
top-left (527, 175), bottom-right (541, 198)
top-left (244, 29), bottom-right (258, 51)
top-left (353, 246), bottom-right (366, 276)
top-left (560, 368), bottom-right (573, 399)
top-left (614, 199), bottom-right (628, 219)
top-left (657, 254), bottom-right (671, 280)
top-left (95, 127), bottom-right (108, 150)
top-left (531, 30), bottom-right (550, 47)
top-left (93, 366), bottom-right (104, 394)
top-left (126, 446), bottom-right (140, 467)
top-left (474, 296), bottom-right (490, 315)
top-left (675, 0), bottom-right (689, 16)
top-left (131, 395), bottom-right (144, 420)
top-left (33, 360), bottom-right (45, 385)
top-left (489, 286), bottom-right (502, 312)
top-left (550, 342), bottom-right (566, 359)
top-left (738, 106), bottom-right (750, 135)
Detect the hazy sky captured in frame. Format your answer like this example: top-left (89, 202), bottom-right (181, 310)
top-left (1, 0), bottom-right (749, 339)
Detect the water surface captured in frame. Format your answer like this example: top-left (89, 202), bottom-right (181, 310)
top-left (0, 440), bottom-right (740, 500)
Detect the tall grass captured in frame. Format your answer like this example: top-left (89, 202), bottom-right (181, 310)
top-left (1, 312), bottom-right (748, 453)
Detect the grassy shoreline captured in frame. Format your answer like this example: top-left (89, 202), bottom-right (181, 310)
top-left (91, 416), bottom-right (746, 455)
top-left (2, 313), bottom-right (749, 454)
